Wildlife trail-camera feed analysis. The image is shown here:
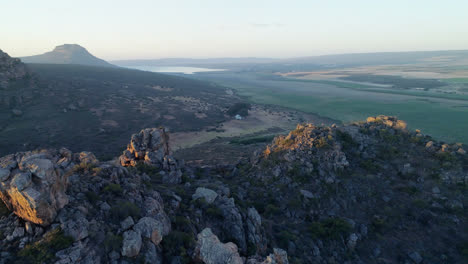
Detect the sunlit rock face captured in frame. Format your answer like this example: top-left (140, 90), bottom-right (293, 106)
top-left (119, 127), bottom-right (183, 183)
top-left (120, 127), bottom-right (170, 167)
top-left (0, 149), bottom-right (81, 226)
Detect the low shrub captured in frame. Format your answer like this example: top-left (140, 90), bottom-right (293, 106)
top-left (16, 228), bottom-right (74, 264)
top-left (110, 201), bottom-right (141, 221)
top-left (103, 183), bottom-right (123, 195)
top-left (104, 232), bottom-right (122, 252)
top-left (307, 218), bottom-right (352, 239)
top-left (0, 202), bottom-right (9, 218)
top-left (161, 231), bottom-right (195, 264)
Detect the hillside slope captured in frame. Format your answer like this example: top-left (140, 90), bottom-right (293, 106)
top-left (0, 50), bottom-right (239, 158)
top-left (21, 44), bottom-right (115, 67)
top-left (0, 116), bottom-right (466, 264)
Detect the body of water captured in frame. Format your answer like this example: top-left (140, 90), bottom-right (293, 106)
top-left (125, 66), bottom-right (226, 74)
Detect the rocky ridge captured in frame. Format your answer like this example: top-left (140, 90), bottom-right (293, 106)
top-left (0, 116), bottom-right (467, 263)
top-left (0, 49), bottom-right (30, 89)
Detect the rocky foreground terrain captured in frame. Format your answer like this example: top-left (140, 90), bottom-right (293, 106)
top-left (0, 115), bottom-right (467, 264)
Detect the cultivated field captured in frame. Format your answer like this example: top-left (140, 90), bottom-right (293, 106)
top-left (192, 60), bottom-right (468, 144)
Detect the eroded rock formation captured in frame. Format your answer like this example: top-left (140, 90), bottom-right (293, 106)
top-left (120, 127), bottom-right (183, 183)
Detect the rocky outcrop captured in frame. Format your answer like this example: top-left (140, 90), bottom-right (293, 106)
top-left (216, 196), bottom-right (246, 253)
top-left (246, 207), bottom-right (267, 255)
top-left (0, 149), bottom-right (75, 226)
top-left (194, 228), bottom-right (244, 264)
top-left (0, 49), bottom-right (30, 89)
top-left (120, 127), bottom-right (183, 183)
top-left (260, 122), bottom-right (349, 181)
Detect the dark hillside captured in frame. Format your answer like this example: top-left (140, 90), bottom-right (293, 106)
top-left (0, 62), bottom-right (238, 158)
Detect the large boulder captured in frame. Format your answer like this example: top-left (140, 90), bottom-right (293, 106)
top-left (194, 228), bottom-right (243, 264)
top-left (122, 230), bottom-right (142, 257)
top-left (192, 187), bottom-right (218, 204)
top-left (0, 149), bottom-right (74, 226)
top-left (134, 216), bottom-right (170, 245)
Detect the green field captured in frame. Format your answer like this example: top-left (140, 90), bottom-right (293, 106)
top-left (194, 72), bottom-right (468, 144)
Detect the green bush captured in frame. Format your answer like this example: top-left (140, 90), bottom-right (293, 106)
top-left (110, 201), bottom-right (140, 221)
top-left (230, 135), bottom-right (276, 145)
top-left (359, 159), bottom-right (381, 172)
top-left (135, 163), bottom-right (160, 176)
top-left (265, 204), bottom-right (281, 217)
top-left (205, 206), bottom-right (224, 219)
top-left (307, 218), bottom-right (352, 239)
top-left (226, 102), bottom-right (251, 117)
top-left (72, 162), bottom-right (96, 174)
top-left (336, 130), bottom-right (357, 152)
top-left (16, 228), bottom-right (74, 264)
top-left (85, 191), bottom-right (100, 204)
top-left (276, 230), bottom-right (297, 248)
top-left (161, 231), bottom-right (195, 264)
top-left (104, 232), bottom-right (122, 252)
top-left (0, 202), bottom-right (9, 218)
top-left (103, 183), bottom-right (123, 195)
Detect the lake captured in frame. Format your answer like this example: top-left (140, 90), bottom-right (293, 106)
top-left (125, 66), bottom-right (226, 74)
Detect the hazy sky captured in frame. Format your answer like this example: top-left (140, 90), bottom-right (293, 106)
top-left (1, 0), bottom-right (468, 60)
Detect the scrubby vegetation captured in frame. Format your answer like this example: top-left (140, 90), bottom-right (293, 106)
top-left (15, 229), bottom-right (74, 264)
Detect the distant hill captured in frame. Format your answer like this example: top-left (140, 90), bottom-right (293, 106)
top-left (21, 44), bottom-right (115, 67)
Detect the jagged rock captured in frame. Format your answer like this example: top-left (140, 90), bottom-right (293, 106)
top-left (216, 196), bottom-right (246, 252)
top-left (194, 228), bottom-right (243, 264)
top-left (262, 248), bottom-right (289, 264)
top-left (0, 149), bottom-right (72, 226)
top-left (299, 189), bottom-right (314, 199)
top-left (347, 233), bottom-right (359, 250)
top-left (408, 251), bottom-right (423, 264)
top-left (134, 216), bottom-right (170, 245)
top-left (121, 216), bottom-right (135, 230)
top-left (25, 222), bottom-right (33, 234)
top-left (62, 215), bottom-right (89, 241)
top-left (0, 168), bottom-right (10, 181)
top-left (122, 230), bottom-right (142, 257)
top-left (192, 187), bottom-right (218, 204)
top-left (120, 128), bottom-right (170, 167)
top-left (0, 49), bottom-right (30, 89)
top-left (119, 128), bottom-right (182, 183)
top-left (246, 207), bottom-right (267, 255)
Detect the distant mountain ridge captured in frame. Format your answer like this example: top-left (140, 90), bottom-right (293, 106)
top-left (113, 49), bottom-right (468, 69)
top-left (21, 44), bottom-right (115, 67)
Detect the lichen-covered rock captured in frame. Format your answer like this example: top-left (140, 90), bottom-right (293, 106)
top-left (192, 187), bottom-right (218, 204)
top-left (134, 216), bottom-right (170, 245)
top-left (194, 228), bottom-right (243, 264)
top-left (0, 149), bottom-right (72, 226)
top-left (122, 230), bottom-right (142, 257)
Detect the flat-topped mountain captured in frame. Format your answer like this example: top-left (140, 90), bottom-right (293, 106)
top-left (21, 44), bottom-right (115, 67)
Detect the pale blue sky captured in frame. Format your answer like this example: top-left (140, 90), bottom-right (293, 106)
top-left (1, 0), bottom-right (467, 60)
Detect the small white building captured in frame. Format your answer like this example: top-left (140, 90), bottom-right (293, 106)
top-left (235, 114), bottom-right (243, 120)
